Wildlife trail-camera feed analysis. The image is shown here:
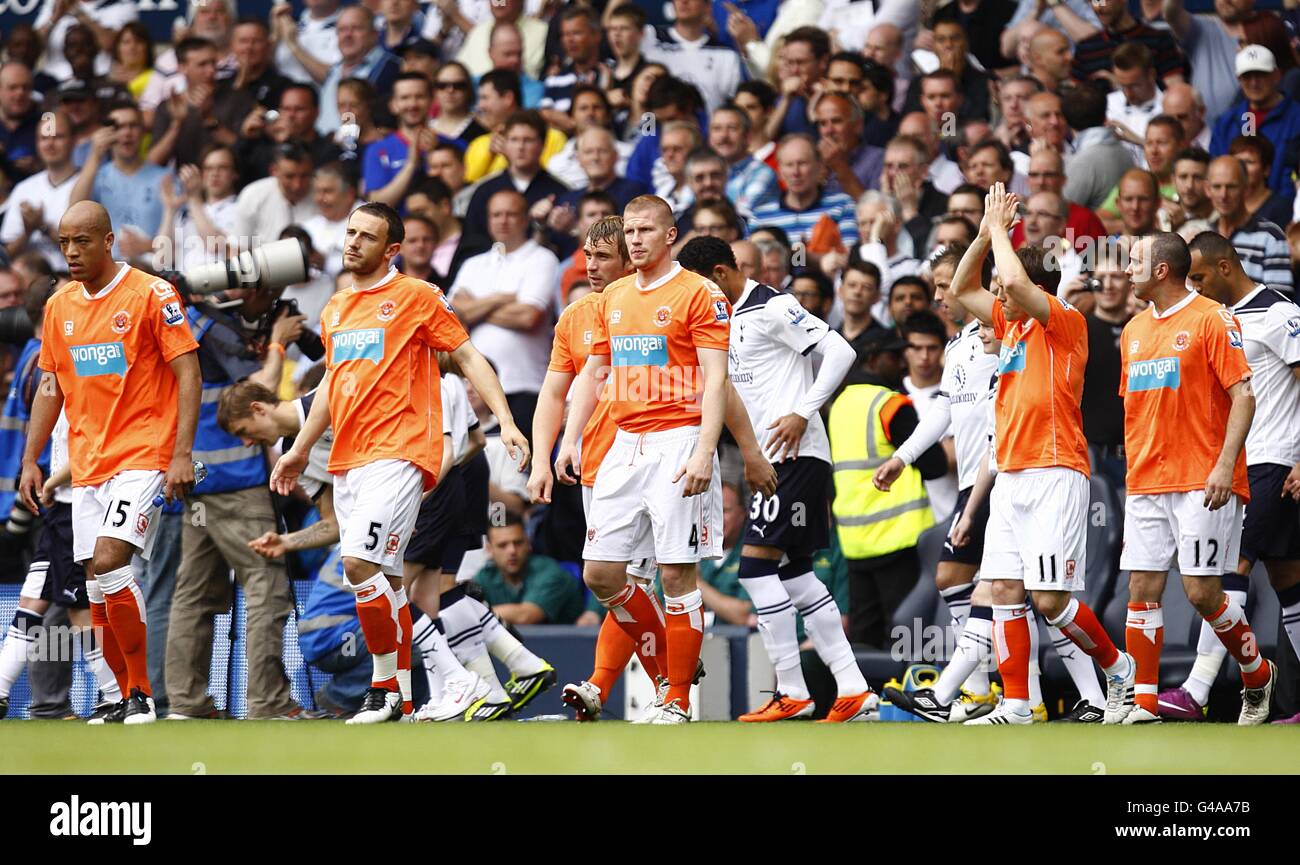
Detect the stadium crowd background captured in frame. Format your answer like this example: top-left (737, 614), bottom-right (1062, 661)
top-left (0, 0), bottom-right (1298, 721)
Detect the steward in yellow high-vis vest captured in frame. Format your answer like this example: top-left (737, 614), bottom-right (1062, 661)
top-left (828, 330), bottom-right (948, 647)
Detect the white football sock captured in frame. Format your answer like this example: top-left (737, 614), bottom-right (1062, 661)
top-left (0, 607), bottom-right (41, 700)
top-left (1046, 624), bottom-right (1105, 708)
top-left (79, 623), bottom-right (121, 703)
top-left (1280, 583), bottom-right (1300, 662)
top-left (464, 651), bottom-right (510, 704)
top-left (740, 561), bottom-right (807, 700)
top-left (467, 595), bottom-right (547, 676)
top-left (934, 607), bottom-right (993, 705)
top-left (783, 571), bottom-right (868, 695)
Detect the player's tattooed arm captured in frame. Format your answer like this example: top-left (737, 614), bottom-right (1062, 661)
top-left (271, 369), bottom-right (332, 494)
top-left (1205, 377), bottom-right (1255, 511)
top-left (18, 371), bottom-right (64, 513)
top-left (250, 487), bottom-right (339, 556)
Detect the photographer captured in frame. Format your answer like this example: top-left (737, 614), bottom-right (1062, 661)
top-left (161, 283), bottom-right (314, 720)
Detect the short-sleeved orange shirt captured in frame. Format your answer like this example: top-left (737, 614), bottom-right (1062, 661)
top-left (548, 290), bottom-right (614, 487)
top-left (991, 294), bottom-right (1090, 476)
top-left (1119, 291), bottom-right (1252, 499)
top-left (38, 264), bottom-right (198, 486)
top-left (320, 270), bottom-right (469, 489)
top-left (590, 263), bottom-right (731, 434)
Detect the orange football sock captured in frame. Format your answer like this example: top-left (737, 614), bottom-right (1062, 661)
top-left (589, 612), bottom-right (637, 701)
top-left (1125, 602), bottom-right (1163, 714)
top-left (1053, 596), bottom-right (1122, 671)
top-left (354, 574), bottom-right (400, 691)
top-left (1206, 595), bottom-right (1271, 689)
top-left (89, 594), bottom-right (127, 695)
top-left (99, 566), bottom-right (150, 696)
top-left (663, 590), bottom-right (704, 710)
top-left (598, 577), bottom-right (667, 682)
top-left (992, 604), bottom-right (1031, 702)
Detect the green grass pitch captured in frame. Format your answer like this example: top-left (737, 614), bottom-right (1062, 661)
top-left (2, 721), bottom-right (1297, 774)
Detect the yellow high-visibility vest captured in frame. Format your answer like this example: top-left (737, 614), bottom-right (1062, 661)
top-left (828, 383), bottom-right (934, 559)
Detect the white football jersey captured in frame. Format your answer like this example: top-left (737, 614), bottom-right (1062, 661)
top-left (940, 321), bottom-right (1002, 489)
top-left (294, 389), bottom-right (335, 499)
top-left (905, 377), bottom-right (958, 519)
top-left (50, 409), bottom-right (73, 504)
top-left (1232, 285), bottom-right (1300, 467)
top-left (728, 281), bottom-right (833, 464)
top-left (440, 373), bottom-right (478, 465)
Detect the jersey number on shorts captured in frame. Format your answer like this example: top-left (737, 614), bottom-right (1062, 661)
top-left (749, 493), bottom-right (779, 524)
top-left (1193, 539), bottom-right (1219, 569)
top-left (102, 500), bottom-right (131, 528)
top-left (1038, 554), bottom-right (1058, 584)
top-left (365, 521), bottom-right (383, 552)
top-left (689, 524), bottom-right (699, 551)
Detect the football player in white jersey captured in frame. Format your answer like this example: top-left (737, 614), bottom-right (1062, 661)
top-left (678, 236), bottom-right (883, 722)
top-left (1160, 233), bottom-right (1300, 723)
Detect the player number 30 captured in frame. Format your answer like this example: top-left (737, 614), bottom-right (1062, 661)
top-left (750, 493), bottom-right (780, 523)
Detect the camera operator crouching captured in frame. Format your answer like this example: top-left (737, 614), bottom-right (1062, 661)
top-left (163, 281), bottom-right (318, 719)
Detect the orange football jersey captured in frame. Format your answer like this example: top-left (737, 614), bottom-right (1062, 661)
top-left (991, 294), bottom-right (1090, 476)
top-left (590, 263), bottom-right (731, 433)
top-left (320, 270), bottom-right (469, 489)
top-left (548, 290), bottom-right (616, 487)
top-left (1120, 291), bottom-right (1252, 499)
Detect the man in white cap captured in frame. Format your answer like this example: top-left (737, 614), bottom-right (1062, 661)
top-left (1210, 44), bottom-right (1300, 197)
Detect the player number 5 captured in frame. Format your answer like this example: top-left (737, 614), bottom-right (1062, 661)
top-left (364, 521), bottom-right (382, 552)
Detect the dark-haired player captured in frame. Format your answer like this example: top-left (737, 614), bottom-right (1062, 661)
top-left (270, 202), bottom-right (528, 724)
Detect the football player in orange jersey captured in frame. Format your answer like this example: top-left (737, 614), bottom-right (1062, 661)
top-left (270, 202), bottom-right (529, 724)
top-left (532, 215), bottom-right (775, 720)
top-left (19, 201), bottom-right (201, 725)
top-left (555, 195), bottom-right (737, 723)
top-left (948, 184), bottom-right (1134, 725)
top-left (1114, 232), bottom-right (1275, 725)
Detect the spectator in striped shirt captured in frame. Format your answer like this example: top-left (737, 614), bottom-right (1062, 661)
top-left (1054, 0), bottom-right (1188, 86)
top-left (1206, 154), bottom-right (1293, 296)
top-left (749, 134), bottom-right (860, 262)
top-left (538, 5), bottom-right (609, 137)
top-left (708, 103), bottom-right (777, 221)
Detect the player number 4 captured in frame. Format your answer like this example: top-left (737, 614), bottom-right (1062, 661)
top-left (689, 524), bottom-right (698, 551)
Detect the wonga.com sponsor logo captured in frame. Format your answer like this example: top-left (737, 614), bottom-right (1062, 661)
top-left (69, 342), bottom-right (127, 377)
top-left (1127, 356), bottom-right (1180, 392)
top-left (330, 329), bottom-right (385, 364)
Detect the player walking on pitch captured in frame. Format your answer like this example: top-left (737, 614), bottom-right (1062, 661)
top-left (949, 183), bottom-right (1136, 725)
top-left (557, 196), bottom-right (734, 724)
top-left (679, 236), bottom-right (883, 722)
top-left (270, 202), bottom-right (528, 725)
top-left (1165, 232), bottom-right (1300, 724)
top-left (1113, 232), bottom-right (1275, 725)
top-left (19, 201), bottom-right (202, 725)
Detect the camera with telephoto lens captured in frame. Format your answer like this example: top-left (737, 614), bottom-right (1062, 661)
top-left (1082, 276), bottom-right (1102, 293)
